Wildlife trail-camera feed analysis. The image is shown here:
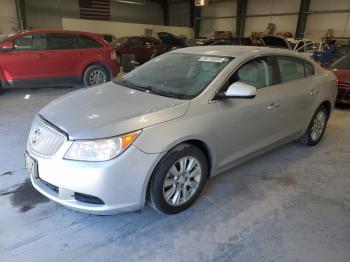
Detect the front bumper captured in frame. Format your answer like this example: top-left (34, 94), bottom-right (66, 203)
top-left (27, 143), bottom-right (161, 215)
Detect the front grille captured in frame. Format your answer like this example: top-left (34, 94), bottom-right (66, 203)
top-left (28, 117), bottom-right (66, 156)
top-left (74, 192), bottom-right (105, 205)
top-left (338, 82), bottom-right (350, 88)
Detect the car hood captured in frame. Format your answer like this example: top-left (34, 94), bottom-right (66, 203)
top-left (261, 35), bottom-right (291, 49)
top-left (39, 82), bottom-right (190, 139)
top-left (157, 32), bottom-right (187, 47)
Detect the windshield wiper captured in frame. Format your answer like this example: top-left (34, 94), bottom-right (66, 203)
top-left (116, 79), bottom-right (185, 99)
top-left (142, 86), bottom-right (184, 99)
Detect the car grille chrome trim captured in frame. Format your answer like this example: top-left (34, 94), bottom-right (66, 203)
top-left (338, 82), bottom-right (350, 88)
top-left (28, 117), bottom-right (66, 157)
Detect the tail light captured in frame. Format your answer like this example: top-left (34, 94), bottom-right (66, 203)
top-left (111, 50), bottom-right (117, 61)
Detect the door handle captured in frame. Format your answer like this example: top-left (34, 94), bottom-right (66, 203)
top-left (309, 89), bottom-right (319, 96)
top-left (267, 102), bottom-right (280, 110)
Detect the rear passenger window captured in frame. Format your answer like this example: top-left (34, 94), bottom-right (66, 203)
top-left (233, 57), bottom-right (272, 89)
top-left (47, 34), bottom-right (81, 50)
top-left (79, 35), bottom-right (102, 48)
top-left (305, 62), bottom-right (315, 77)
top-left (277, 57), bottom-right (305, 82)
top-left (128, 38), bottom-right (142, 46)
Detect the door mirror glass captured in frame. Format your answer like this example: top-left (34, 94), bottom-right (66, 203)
top-left (1, 41), bottom-right (14, 50)
top-left (225, 81), bottom-right (256, 99)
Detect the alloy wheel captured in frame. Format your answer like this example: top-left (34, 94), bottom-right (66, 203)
top-left (162, 156), bottom-right (202, 206)
top-left (310, 110), bottom-right (326, 141)
top-left (89, 70), bottom-right (107, 86)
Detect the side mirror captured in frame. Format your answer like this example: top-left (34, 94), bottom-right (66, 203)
top-left (0, 41), bottom-right (14, 50)
top-left (224, 81), bottom-right (256, 99)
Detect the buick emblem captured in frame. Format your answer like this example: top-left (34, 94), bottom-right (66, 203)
top-left (32, 128), bottom-right (41, 145)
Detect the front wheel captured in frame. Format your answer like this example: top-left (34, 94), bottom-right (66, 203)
top-left (149, 144), bottom-right (208, 214)
top-left (297, 105), bottom-right (329, 146)
top-left (83, 65), bottom-right (111, 87)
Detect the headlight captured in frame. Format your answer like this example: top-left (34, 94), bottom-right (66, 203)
top-left (64, 130), bottom-right (141, 161)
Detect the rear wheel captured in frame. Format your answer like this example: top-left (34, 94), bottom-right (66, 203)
top-left (149, 144), bottom-right (208, 214)
top-left (297, 105), bottom-right (329, 146)
top-left (83, 65), bottom-right (110, 87)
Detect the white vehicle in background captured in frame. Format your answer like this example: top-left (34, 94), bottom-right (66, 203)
top-left (260, 35), bottom-right (318, 59)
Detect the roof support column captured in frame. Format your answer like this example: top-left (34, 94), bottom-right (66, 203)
top-left (295, 0), bottom-right (311, 38)
top-left (162, 0), bottom-right (169, 26)
top-left (191, 0), bottom-right (201, 38)
top-left (236, 0), bottom-right (247, 37)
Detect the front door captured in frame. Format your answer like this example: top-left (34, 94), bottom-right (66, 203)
top-left (215, 57), bottom-right (284, 171)
top-left (2, 33), bottom-right (49, 81)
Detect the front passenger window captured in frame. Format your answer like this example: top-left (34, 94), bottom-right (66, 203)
top-left (14, 35), bottom-right (33, 50)
top-left (233, 58), bottom-right (271, 89)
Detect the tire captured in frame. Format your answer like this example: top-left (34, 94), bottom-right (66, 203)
top-left (149, 144), bottom-right (208, 214)
top-left (83, 65), bottom-right (111, 87)
top-left (297, 105), bottom-right (329, 146)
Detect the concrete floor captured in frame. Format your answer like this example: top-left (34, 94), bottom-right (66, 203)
top-left (0, 87), bottom-right (350, 262)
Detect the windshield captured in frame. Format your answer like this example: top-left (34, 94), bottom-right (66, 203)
top-left (331, 55), bottom-right (350, 69)
top-left (116, 53), bottom-right (232, 99)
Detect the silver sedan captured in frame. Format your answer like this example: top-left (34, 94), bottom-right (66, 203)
top-left (25, 46), bottom-right (337, 215)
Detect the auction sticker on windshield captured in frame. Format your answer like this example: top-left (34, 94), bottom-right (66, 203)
top-left (198, 56), bottom-right (228, 63)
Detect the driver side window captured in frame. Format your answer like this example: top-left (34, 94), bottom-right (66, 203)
top-left (229, 57), bottom-right (272, 89)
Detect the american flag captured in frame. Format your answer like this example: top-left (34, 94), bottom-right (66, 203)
top-left (79, 0), bottom-right (110, 21)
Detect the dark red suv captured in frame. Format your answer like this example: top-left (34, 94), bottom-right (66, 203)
top-left (115, 32), bottom-right (187, 64)
top-left (0, 30), bottom-right (120, 88)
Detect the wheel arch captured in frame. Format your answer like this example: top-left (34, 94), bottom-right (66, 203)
top-left (144, 139), bottom-right (214, 204)
top-left (320, 100), bottom-right (332, 116)
top-left (82, 62), bottom-right (113, 81)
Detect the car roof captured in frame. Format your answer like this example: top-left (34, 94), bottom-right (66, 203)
top-left (173, 46), bottom-right (301, 58)
top-left (14, 29), bottom-right (100, 37)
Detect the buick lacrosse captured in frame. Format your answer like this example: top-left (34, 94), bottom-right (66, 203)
top-left (25, 46), bottom-right (337, 215)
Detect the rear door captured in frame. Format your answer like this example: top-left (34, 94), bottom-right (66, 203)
top-left (275, 56), bottom-right (320, 136)
top-left (143, 37), bottom-right (162, 60)
top-left (125, 37), bottom-right (145, 63)
top-left (1, 33), bottom-right (49, 81)
top-left (45, 33), bottom-right (83, 78)
top-left (216, 56), bottom-right (284, 170)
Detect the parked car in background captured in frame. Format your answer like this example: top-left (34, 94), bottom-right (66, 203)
top-left (100, 33), bottom-right (117, 46)
top-left (25, 46), bottom-right (336, 215)
top-left (115, 32), bottom-right (187, 64)
top-left (261, 35), bottom-right (315, 59)
top-left (0, 30), bottom-right (119, 88)
top-left (330, 54), bottom-right (350, 104)
top-left (190, 37), bottom-right (253, 46)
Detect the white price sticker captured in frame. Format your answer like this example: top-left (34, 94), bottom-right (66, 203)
top-left (198, 56), bottom-right (227, 63)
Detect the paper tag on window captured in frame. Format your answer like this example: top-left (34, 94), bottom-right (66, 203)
top-left (199, 56), bottom-right (227, 63)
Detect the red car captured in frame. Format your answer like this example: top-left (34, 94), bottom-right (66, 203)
top-left (115, 32), bottom-right (186, 64)
top-left (0, 30), bottom-right (119, 88)
top-left (331, 54), bottom-right (350, 104)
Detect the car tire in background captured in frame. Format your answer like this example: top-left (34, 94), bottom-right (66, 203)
top-left (149, 143), bottom-right (208, 214)
top-left (297, 105), bottom-right (329, 146)
top-left (83, 65), bottom-right (111, 87)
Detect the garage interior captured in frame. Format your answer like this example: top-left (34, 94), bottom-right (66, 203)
top-left (0, 0), bottom-right (350, 261)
